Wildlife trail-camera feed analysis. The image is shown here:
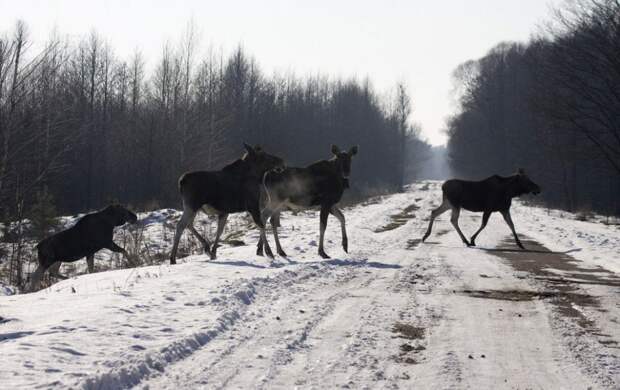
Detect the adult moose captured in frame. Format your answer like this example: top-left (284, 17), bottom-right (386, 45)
top-left (257, 144), bottom-right (358, 259)
top-left (170, 143), bottom-right (284, 264)
top-left (28, 204), bottom-right (138, 291)
top-left (421, 169), bottom-right (540, 249)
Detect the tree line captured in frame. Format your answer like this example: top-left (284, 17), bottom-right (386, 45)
top-left (0, 22), bottom-right (428, 222)
top-left (447, 0), bottom-right (620, 215)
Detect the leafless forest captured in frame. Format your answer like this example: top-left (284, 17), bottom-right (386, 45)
top-left (447, 0), bottom-right (620, 214)
top-left (0, 21), bottom-right (430, 223)
top-left (1, 0), bottom-right (619, 289)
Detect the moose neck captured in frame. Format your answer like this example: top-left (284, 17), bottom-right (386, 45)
top-left (223, 158), bottom-right (266, 181)
top-left (101, 209), bottom-right (123, 227)
top-left (506, 176), bottom-right (526, 198)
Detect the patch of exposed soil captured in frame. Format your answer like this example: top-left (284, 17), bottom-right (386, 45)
top-left (392, 322), bottom-right (425, 340)
top-left (375, 204), bottom-right (420, 233)
top-left (459, 288), bottom-right (595, 303)
top-left (392, 322), bottom-right (426, 365)
top-left (482, 238), bottom-right (620, 331)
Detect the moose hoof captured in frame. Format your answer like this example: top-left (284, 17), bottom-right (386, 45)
top-left (319, 250), bottom-right (330, 259)
top-left (342, 241), bottom-right (348, 253)
top-left (170, 259), bottom-right (177, 265)
top-left (277, 249), bottom-right (288, 257)
top-left (265, 250), bottom-right (274, 259)
top-left (256, 249), bottom-right (264, 257)
top-left (470, 240), bottom-right (477, 247)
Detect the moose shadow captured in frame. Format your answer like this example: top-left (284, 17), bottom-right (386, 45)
top-left (207, 257), bottom-right (401, 270)
top-left (207, 260), bottom-right (268, 269)
top-left (0, 331), bottom-right (35, 342)
top-left (476, 247), bottom-right (582, 255)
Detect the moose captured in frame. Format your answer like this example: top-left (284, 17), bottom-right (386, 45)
top-left (421, 169), bottom-right (541, 249)
top-left (170, 143), bottom-right (284, 264)
top-left (257, 144), bottom-right (358, 259)
top-left (27, 204), bottom-right (138, 291)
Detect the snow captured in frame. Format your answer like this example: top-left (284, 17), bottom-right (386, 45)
top-left (0, 181), bottom-right (618, 389)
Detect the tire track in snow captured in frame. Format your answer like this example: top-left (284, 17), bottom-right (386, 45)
top-left (80, 265), bottom-right (331, 389)
top-left (135, 261), bottom-right (370, 389)
top-left (134, 188), bottom-right (422, 386)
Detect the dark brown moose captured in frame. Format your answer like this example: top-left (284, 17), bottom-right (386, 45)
top-left (28, 204), bottom-right (138, 291)
top-left (257, 144), bottom-right (358, 259)
top-left (422, 169), bottom-right (541, 249)
top-left (170, 143), bottom-right (284, 264)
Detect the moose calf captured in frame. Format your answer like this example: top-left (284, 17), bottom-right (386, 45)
top-left (28, 204), bottom-right (138, 292)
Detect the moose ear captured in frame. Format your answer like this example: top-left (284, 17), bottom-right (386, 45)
top-left (331, 145), bottom-right (340, 155)
top-left (517, 168), bottom-right (525, 175)
top-left (243, 142), bottom-right (255, 155)
top-left (349, 145), bottom-right (358, 156)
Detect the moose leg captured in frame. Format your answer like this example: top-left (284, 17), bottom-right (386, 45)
top-left (470, 211), bottom-right (491, 246)
top-left (48, 261), bottom-right (68, 280)
top-left (318, 206), bottom-right (330, 259)
top-left (86, 255), bottom-right (95, 273)
top-left (106, 242), bottom-right (134, 267)
top-left (422, 198), bottom-right (451, 242)
top-left (256, 208), bottom-right (271, 256)
top-left (250, 208), bottom-right (274, 258)
top-left (256, 235), bottom-right (264, 256)
top-left (209, 213), bottom-right (229, 260)
top-left (257, 213), bottom-right (284, 257)
top-left (28, 245), bottom-right (56, 291)
top-left (107, 242), bottom-right (128, 255)
top-left (27, 264), bottom-right (49, 292)
top-left (450, 207), bottom-right (472, 246)
top-left (500, 210), bottom-right (525, 249)
top-left (170, 206), bottom-right (197, 265)
top-left (330, 206), bottom-right (348, 253)
top-left (188, 225), bottom-right (211, 254)
top-left (271, 212), bottom-right (288, 257)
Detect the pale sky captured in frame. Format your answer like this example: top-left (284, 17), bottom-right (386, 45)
top-left (0, 0), bottom-right (561, 145)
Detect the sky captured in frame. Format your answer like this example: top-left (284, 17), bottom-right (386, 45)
top-left (0, 0), bottom-right (562, 145)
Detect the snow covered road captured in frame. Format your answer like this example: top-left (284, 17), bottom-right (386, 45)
top-left (1, 182), bottom-right (618, 389)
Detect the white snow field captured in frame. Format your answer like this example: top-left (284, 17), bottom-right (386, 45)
top-left (1, 181), bottom-right (619, 389)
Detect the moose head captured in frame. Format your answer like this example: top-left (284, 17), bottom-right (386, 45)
top-left (103, 204), bottom-right (138, 226)
top-left (331, 145), bottom-right (358, 179)
top-left (243, 143), bottom-right (285, 175)
top-left (513, 168), bottom-right (541, 196)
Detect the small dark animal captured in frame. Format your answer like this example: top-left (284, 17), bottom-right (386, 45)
top-left (257, 144), bottom-right (358, 259)
top-left (28, 204), bottom-right (138, 291)
top-left (170, 143), bottom-right (285, 264)
top-left (421, 169), bottom-right (540, 248)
